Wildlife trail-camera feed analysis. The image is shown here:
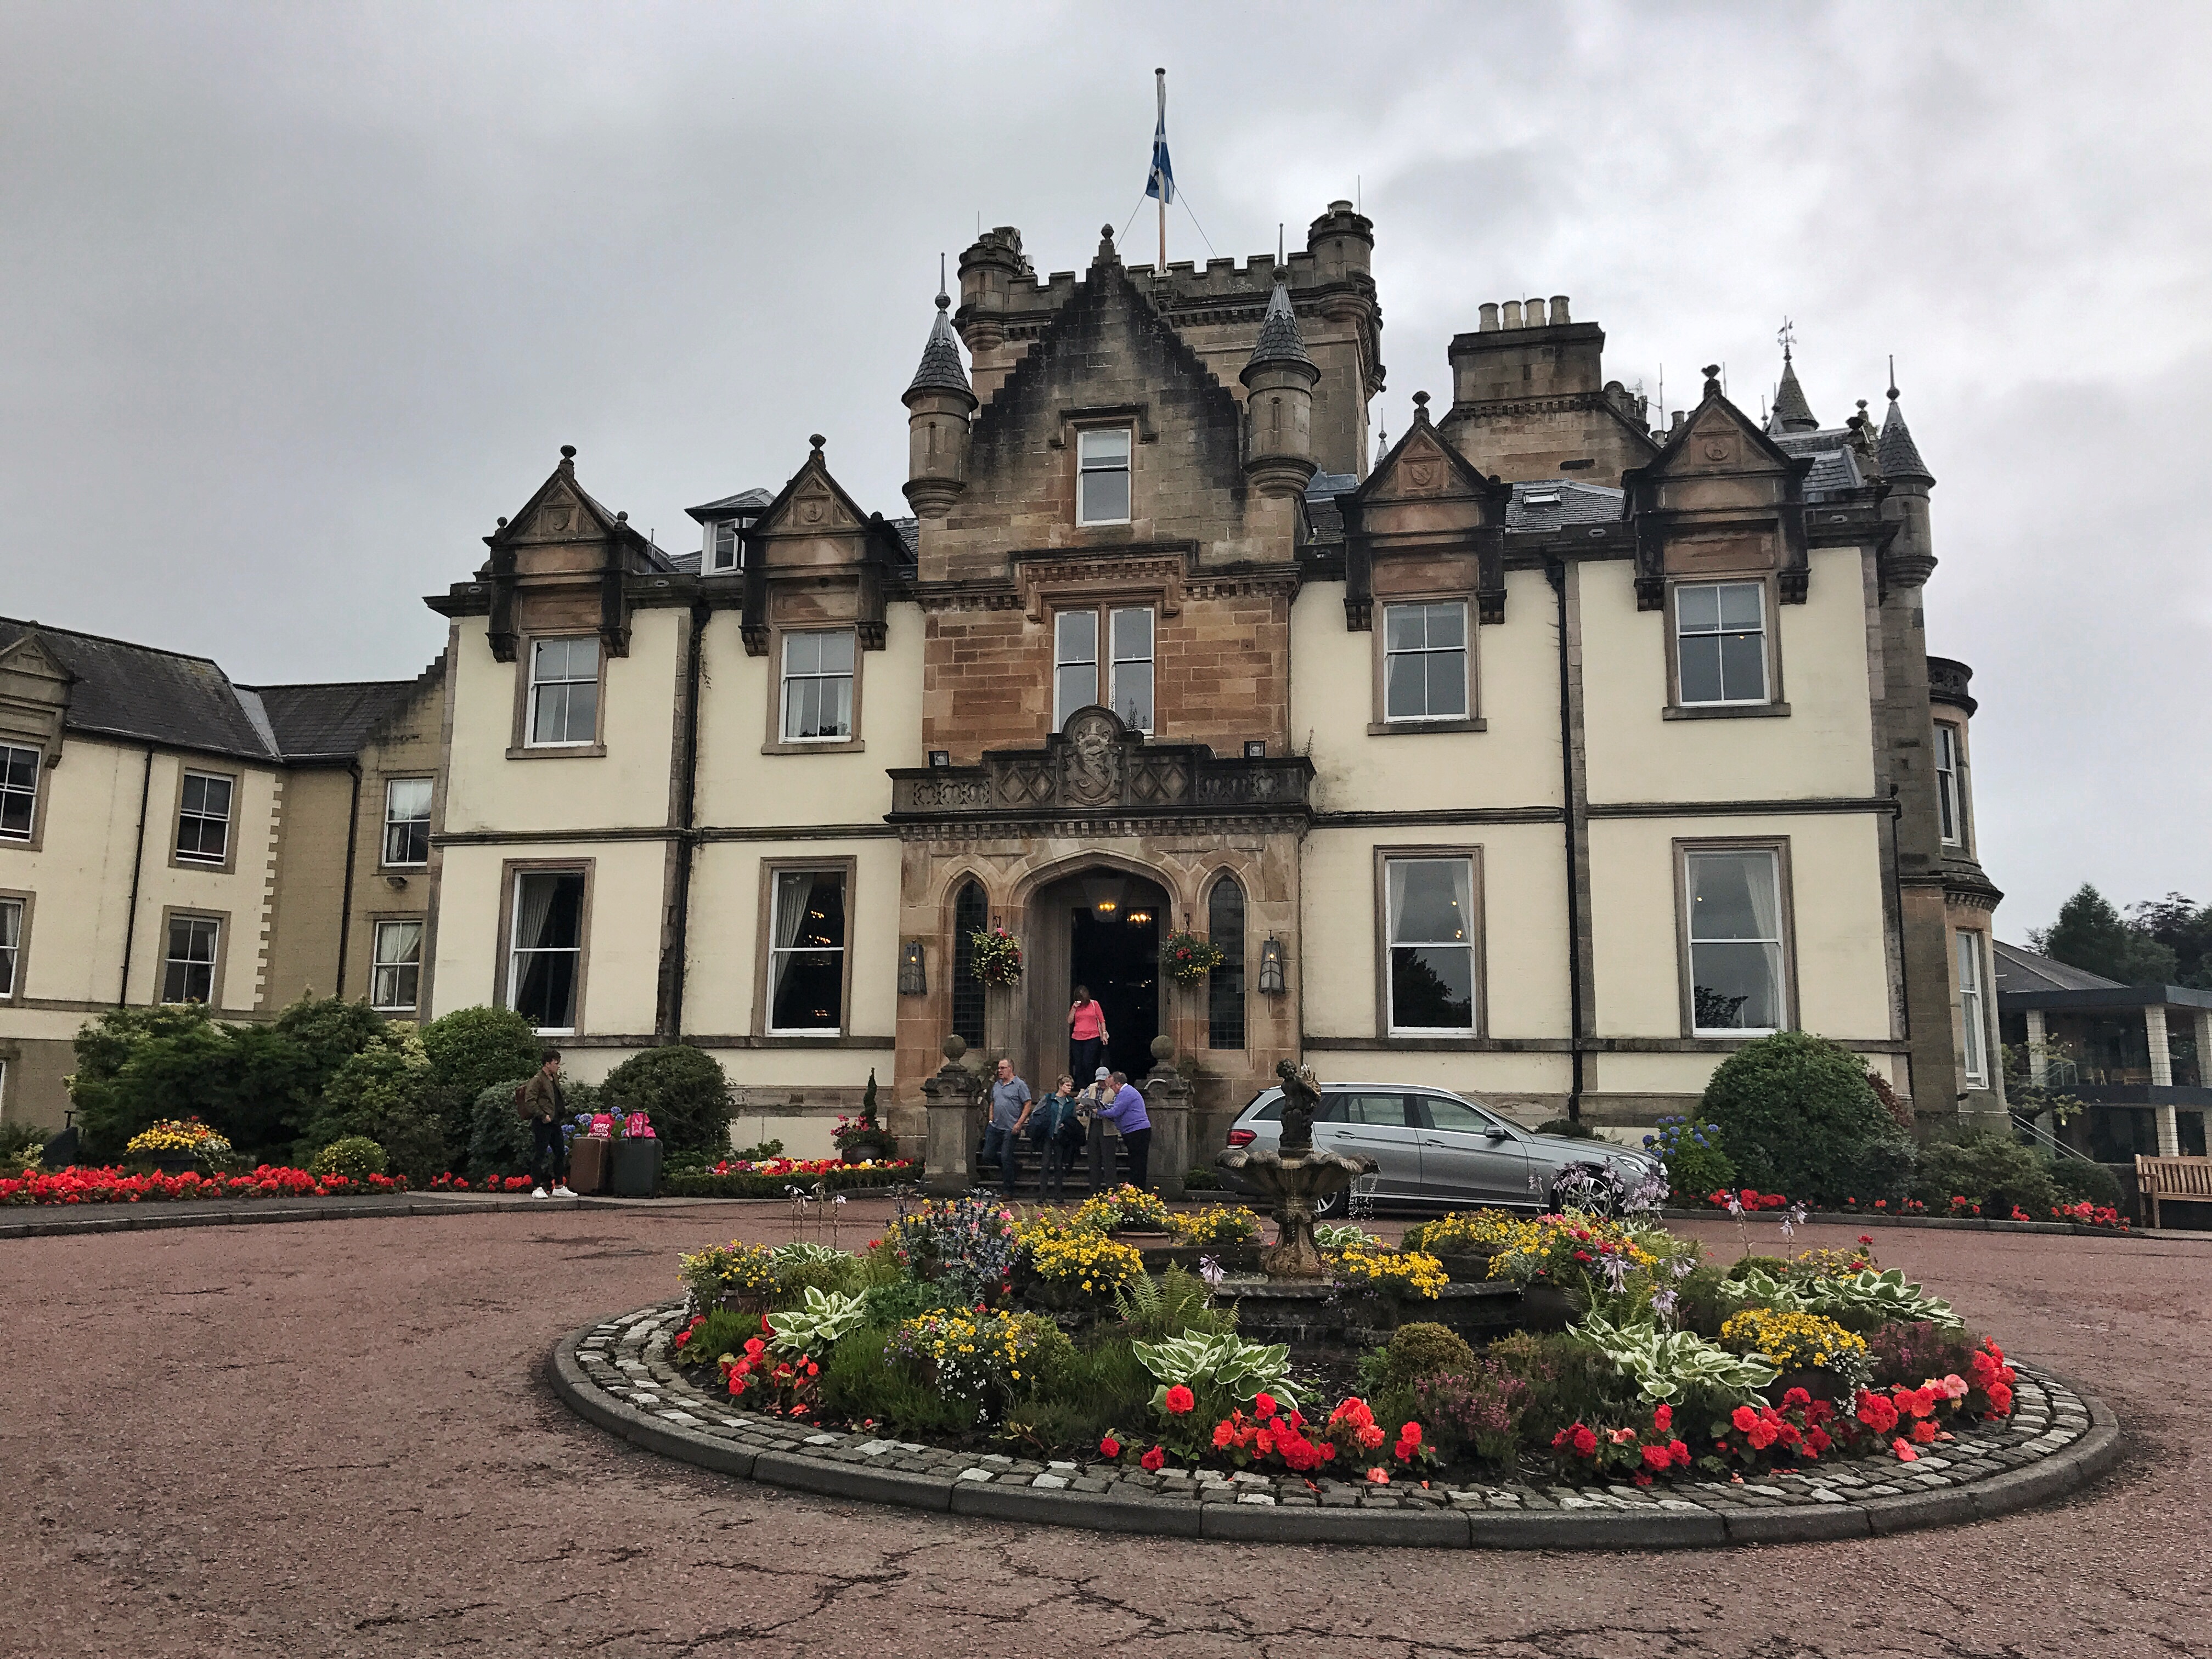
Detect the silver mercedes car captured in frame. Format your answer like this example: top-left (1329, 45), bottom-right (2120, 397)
top-left (1220, 1082), bottom-right (1664, 1217)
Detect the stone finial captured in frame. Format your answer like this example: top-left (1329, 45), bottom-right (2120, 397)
top-left (1412, 390), bottom-right (1431, 422)
top-left (1701, 364), bottom-right (1722, 398)
top-left (809, 434), bottom-right (826, 453)
top-left (1095, 223), bottom-right (1119, 266)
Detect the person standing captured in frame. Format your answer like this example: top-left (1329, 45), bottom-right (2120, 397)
top-left (1093, 1069), bottom-right (1153, 1192)
top-left (1030, 1074), bottom-right (1081, 1201)
top-left (522, 1049), bottom-right (576, 1200)
top-left (984, 1056), bottom-right (1032, 1195)
top-left (1067, 985), bottom-right (1108, 1085)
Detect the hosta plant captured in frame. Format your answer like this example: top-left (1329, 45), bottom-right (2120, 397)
top-left (1131, 1331), bottom-right (1299, 1418)
top-left (1720, 1266), bottom-right (1961, 1331)
top-left (765, 1287), bottom-right (869, 1360)
top-left (1571, 1312), bottom-right (1779, 1404)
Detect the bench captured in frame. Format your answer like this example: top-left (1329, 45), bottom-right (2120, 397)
top-left (2135, 1155), bottom-right (2212, 1228)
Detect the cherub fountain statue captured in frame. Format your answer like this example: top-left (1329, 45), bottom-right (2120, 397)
top-left (1215, 1059), bottom-right (1374, 1279)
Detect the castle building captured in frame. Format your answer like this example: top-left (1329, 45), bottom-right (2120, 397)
top-left (409, 202), bottom-right (2005, 1178)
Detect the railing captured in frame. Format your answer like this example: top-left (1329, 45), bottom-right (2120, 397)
top-left (2011, 1111), bottom-right (2099, 1165)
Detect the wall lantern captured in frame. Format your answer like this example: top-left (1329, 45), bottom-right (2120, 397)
top-left (928, 750), bottom-right (952, 768)
top-left (1259, 938), bottom-right (1287, 995)
top-left (898, 940), bottom-right (928, 996)
top-left (1243, 740), bottom-right (1268, 759)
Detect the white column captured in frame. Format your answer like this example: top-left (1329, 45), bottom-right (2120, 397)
top-left (2198, 1009), bottom-right (2212, 1089)
top-left (2025, 1008), bottom-right (2048, 1085)
top-left (2147, 1005), bottom-right (2172, 1087)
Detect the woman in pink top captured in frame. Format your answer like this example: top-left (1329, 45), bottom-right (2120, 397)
top-left (1068, 984), bottom-right (1109, 1085)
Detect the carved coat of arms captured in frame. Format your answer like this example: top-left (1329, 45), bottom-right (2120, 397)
top-left (1059, 708), bottom-right (1125, 807)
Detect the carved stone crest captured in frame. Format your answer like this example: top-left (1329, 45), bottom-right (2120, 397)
top-left (1059, 707), bottom-right (1125, 807)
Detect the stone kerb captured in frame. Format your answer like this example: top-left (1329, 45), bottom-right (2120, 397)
top-left (550, 1301), bottom-right (2121, 1550)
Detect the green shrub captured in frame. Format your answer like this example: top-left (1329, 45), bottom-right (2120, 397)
top-left (663, 1165), bottom-right (906, 1199)
top-left (309, 1136), bottom-right (388, 1181)
top-left (297, 1025), bottom-right (447, 1183)
top-left (1001, 1338), bottom-right (1157, 1454)
top-left (420, 1006), bottom-right (545, 1158)
top-left (1912, 1132), bottom-right (2059, 1219)
top-left (1641, 1116), bottom-right (1737, 1202)
top-left (674, 1307), bottom-right (764, 1369)
top-left (2049, 1158), bottom-right (2123, 1208)
top-left (819, 1328), bottom-right (973, 1436)
top-left (465, 1075), bottom-right (597, 1179)
top-left (1384, 1321), bottom-right (1477, 1389)
top-left (1701, 1031), bottom-right (1909, 1203)
top-left (1725, 1255), bottom-right (1792, 1282)
top-left (1673, 1262), bottom-right (1734, 1340)
top-left (597, 1045), bottom-right (732, 1157)
top-left (772, 1255), bottom-right (864, 1307)
top-left (1113, 1266), bottom-right (1234, 1342)
top-left (1485, 1330), bottom-right (1639, 1442)
top-left (859, 1276), bottom-right (958, 1329)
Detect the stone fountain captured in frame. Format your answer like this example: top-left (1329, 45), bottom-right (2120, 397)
top-left (1216, 1059), bottom-right (1373, 1279)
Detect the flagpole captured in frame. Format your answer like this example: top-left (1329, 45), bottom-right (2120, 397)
top-left (1155, 67), bottom-right (1167, 273)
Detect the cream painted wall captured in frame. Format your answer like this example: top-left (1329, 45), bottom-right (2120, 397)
top-left (1291, 569), bottom-right (1563, 813)
top-left (1592, 1047), bottom-right (1908, 1100)
top-left (441, 611), bottom-right (683, 836)
top-left (0, 739), bottom-right (280, 1012)
top-left (684, 837), bottom-right (904, 1037)
top-left (691, 605), bottom-right (924, 829)
top-left (1579, 548), bottom-right (1877, 805)
top-left (1586, 811), bottom-right (1892, 1041)
top-left (1306, 1049), bottom-right (1571, 1096)
top-left (429, 840), bottom-right (667, 1033)
top-left (1300, 823), bottom-right (1570, 1040)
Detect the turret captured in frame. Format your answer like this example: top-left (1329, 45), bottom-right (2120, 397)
top-left (1877, 373), bottom-right (1936, 588)
top-left (1239, 275), bottom-right (1319, 498)
top-left (1769, 346), bottom-right (1819, 433)
top-left (955, 226), bottom-right (1030, 402)
top-left (902, 283), bottom-right (977, 520)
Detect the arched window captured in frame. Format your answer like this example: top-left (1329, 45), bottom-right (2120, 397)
top-left (950, 879), bottom-right (988, 1047)
top-left (1207, 874), bottom-right (1246, 1049)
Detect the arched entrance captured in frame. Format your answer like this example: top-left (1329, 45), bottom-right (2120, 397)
top-left (1025, 865), bottom-right (1169, 1086)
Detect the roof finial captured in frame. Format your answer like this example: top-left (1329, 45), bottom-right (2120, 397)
top-left (1278, 222), bottom-right (1285, 266)
top-left (1701, 364), bottom-right (1722, 398)
top-left (560, 444), bottom-right (577, 462)
top-left (1412, 390), bottom-right (1431, 424)
top-left (1887, 354), bottom-right (1899, 401)
top-left (809, 433), bottom-right (825, 453)
top-left (937, 252), bottom-right (949, 311)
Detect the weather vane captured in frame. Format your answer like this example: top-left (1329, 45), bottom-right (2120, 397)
top-left (1777, 316), bottom-right (1796, 359)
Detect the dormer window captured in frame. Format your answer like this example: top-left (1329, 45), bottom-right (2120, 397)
top-left (1076, 428), bottom-right (1131, 526)
top-left (707, 517), bottom-right (748, 574)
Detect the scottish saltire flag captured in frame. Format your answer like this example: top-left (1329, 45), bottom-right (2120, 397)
top-left (1146, 72), bottom-right (1173, 204)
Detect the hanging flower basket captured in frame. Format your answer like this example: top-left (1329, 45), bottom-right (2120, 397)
top-left (1161, 930), bottom-right (1226, 983)
top-left (969, 926), bottom-right (1023, 988)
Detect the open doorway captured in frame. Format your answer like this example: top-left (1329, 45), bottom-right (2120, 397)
top-left (1027, 866), bottom-right (1166, 1086)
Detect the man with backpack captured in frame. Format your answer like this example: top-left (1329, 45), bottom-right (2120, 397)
top-left (517, 1049), bottom-right (575, 1200)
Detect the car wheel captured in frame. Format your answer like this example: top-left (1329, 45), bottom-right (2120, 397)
top-left (1311, 1187), bottom-right (1345, 1220)
top-left (1549, 1167), bottom-right (1623, 1216)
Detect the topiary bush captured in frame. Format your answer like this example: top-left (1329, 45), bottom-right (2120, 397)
top-left (1912, 1132), bottom-right (2059, 1220)
top-left (420, 1006), bottom-right (546, 1160)
top-left (1700, 1031), bottom-right (1911, 1204)
top-left (2049, 1158), bottom-right (2123, 1209)
top-left (1384, 1321), bottom-right (1477, 1390)
top-left (597, 1045), bottom-right (732, 1156)
top-left (310, 1136), bottom-right (388, 1181)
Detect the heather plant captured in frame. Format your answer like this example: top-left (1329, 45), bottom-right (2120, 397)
top-left (1409, 1363), bottom-right (1537, 1466)
top-left (1864, 1321), bottom-right (1982, 1392)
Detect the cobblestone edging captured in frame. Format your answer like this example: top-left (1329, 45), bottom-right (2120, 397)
top-left (549, 1301), bottom-right (2121, 1549)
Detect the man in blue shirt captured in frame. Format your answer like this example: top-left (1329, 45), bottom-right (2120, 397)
top-left (984, 1056), bottom-right (1032, 1194)
top-left (1093, 1069), bottom-right (1154, 1192)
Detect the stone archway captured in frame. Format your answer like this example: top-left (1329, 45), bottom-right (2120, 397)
top-left (1019, 863), bottom-right (1172, 1090)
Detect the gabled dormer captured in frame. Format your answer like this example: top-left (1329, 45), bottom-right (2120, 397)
top-left (0, 631), bottom-right (76, 766)
top-left (1622, 369), bottom-right (1815, 613)
top-left (473, 445), bottom-right (669, 662)
top-left (1338, 392), bottom-right (1514, 630)
top-left (740, 436), bottom-right (909, 659)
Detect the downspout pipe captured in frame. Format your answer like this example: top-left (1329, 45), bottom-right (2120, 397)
top-left (1545, 558), bottom-right (1585, 1121)
top-left (659, 602), bottom-right (708, 1040)
top-left (117, 748), bottom-right (154, 1003)
top-left (334, 760), bottom-right (362, 998)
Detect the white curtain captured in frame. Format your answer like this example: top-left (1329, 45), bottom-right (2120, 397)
top-left (771, 871), bottom-right (810, 1002)
top-left (514, 874), bottom-right (556, 953)
top-left (1743, 852), bottom-right (1780, 941)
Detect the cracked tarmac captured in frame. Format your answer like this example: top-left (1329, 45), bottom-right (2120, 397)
top-left (5, 1205), bottom-right (2209, 1657)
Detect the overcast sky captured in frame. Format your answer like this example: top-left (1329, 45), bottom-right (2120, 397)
top-left (3, 2), bottom-right (2207, 932)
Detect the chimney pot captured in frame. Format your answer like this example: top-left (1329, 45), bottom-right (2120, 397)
top-left (1549, 295), bottom-right (1571, 324)
top-left (1502, 300), bottom-right (1524, 330)
top-left (1525, 297), bottom-right (1547, 328)
top-left (1479, 302), bottom-right (1499, 332)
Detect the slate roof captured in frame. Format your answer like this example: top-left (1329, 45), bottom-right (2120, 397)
top-left (1878, 391), bottom-right (1933, 484)
top-left (1991, 940), bottom-right (2126, 996)
top-left (246, 679), bottom-right (421, 761)
top-left (1771, 428), bottom-right (1870, 500)
top-left (686, 487), bottom-right (774, 524)
top-left (0, 616), bottom-right (277, 760)
top-left (1301, 471), bottom-right (1358, 543)
top-left (905, 298), bottom-right (974, 398)
top-left (1506, 479), bottom-right (1624, 531)
top-left (1245, 280), bottom-right (1316, 372)
top-left (1769, 356), bottom-right (1819, 432)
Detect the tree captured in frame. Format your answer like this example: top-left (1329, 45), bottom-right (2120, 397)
top-left (2036, 884), bottom-right (2178, 986)
top-left (2128, 893), bottom-right (2212, 990)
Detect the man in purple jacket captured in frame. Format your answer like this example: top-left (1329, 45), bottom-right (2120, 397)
top-left (1094, 1070), bottom-right (1153, 1192)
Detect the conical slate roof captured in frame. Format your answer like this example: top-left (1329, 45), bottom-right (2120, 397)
top-left (1245, 278), bottom-right (1314, 373)
top-left (905, 295), bottom-right (972, 399)
top-left (1878, 388), bottom-right (1933, 483)
top-left (1771, 353), bottom-right (1818, 432)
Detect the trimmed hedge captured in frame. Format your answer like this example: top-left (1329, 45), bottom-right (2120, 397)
top-left (663, 1164), bottom-right (913, 1199)
top-left (1701, 1031), bottom-right (1914, 1205)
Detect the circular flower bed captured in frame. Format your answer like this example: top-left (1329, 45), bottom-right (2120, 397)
top-left (2, 1164), bottom-right (409, 1205)
top-left (650, 1198), bottom-right (2033, 1496)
